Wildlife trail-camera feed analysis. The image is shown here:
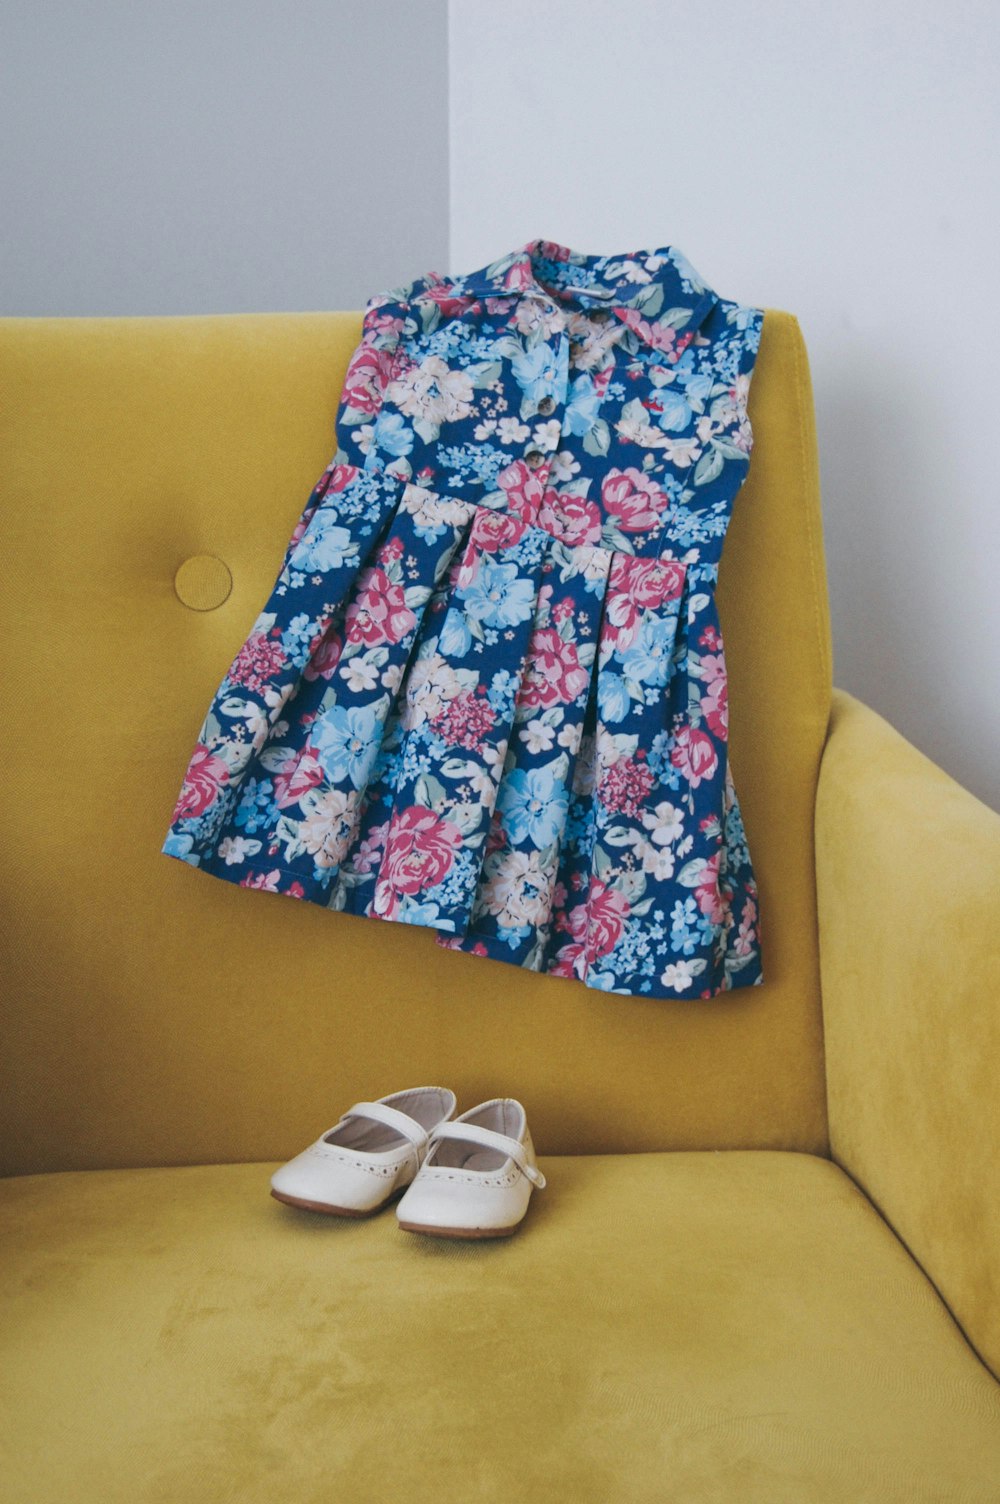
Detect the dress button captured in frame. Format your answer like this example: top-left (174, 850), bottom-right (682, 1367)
top-left (591, 308), bottom-right (611, 324)
top-left (524, 448), bottom-right (545, 469)
top-left (537, 394), bottom-right (555, 415)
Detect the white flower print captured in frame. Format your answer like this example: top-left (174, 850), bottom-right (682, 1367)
top-left (391, 354), bottom-right (474, 427)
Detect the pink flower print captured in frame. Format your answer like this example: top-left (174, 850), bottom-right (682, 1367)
top-left (537, 489), bottom-right (602, 546)
top-left (601, 589), bottom-right (642, 652)
top-left (342, 344), bottom-right (390, 417)
top-left (228, 630), bottom-right (288, 694)
top-left (699, 654), bottom-right (728, 740)
top-left (497, 458), bottom-right (545, 526)
top-left (470, 507), bottom-right (528, 553)
top-left (670, 726), bottom-right (719, 788)
top-left (302, 626), bottom-right (344, 683)
top-left (536, 239), bottom-right (571, 266)
top-left (569, 878), bottom-right (631, 963)
top-left (364, 306), bottom-right (409, 344)
top-left (598, 753), bottom-right (656, 819)
top-left (438, 933), bottom-right (490, 956)
top-left (613, 308), bottom-right (687, 359)
top-left (601, 555), bottom-right (687, 653)
top-left (550, 938), bottom-right (587, 979)
top-left (482, 817), bottom-right (508, 858)
top-left (612, 554), bottom-right (686, 609)
top-left (318, 462), bottom-right (362, 500)
top-left (693, 850), bottom-right (728, 925)
top-left (601, 468), bottom-right (671, 532)
top-left (374, 804), bottom-right (464, 912)
top-left (240, 868), bottom-right (306, 899)
top-left (592, 365), bottom-right (614, 400)
top-left (431, 689), bottom-right (497, 751)
top-left (633, 557), bottom-right (686, 607)
top-left (519, 626), bottom-right (590, 708)
top-left (273, 748), bottom-right (324, 810)
top-left (734, 894), bottom-right (759, 956)
top-left (503, 255), bottom-right (540, 294)
top-left (345, 564), bottom-right (417, 647)
top-left (171, 744), bottom-right (230, 821)
top-left (417, 279), bottom-right (477, 322)
top-left (451, 508), bottom-right (528, 593)
top-left (350, 821), bottom-right (389, 875)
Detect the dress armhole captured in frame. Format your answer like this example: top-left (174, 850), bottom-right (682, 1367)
top-left (727, 302), bottom-right (765, 455)
top-left (325, 291), bottom-right (413, 478)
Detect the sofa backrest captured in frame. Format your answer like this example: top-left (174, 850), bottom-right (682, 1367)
top-left (0, 308), bottom-right (832, 1174)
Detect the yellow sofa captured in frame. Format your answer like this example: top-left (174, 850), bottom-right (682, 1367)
top-left (2, 306), bottom-right (998, 1503)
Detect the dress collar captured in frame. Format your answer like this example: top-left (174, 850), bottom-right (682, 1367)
top-left (430, 237), bottom-right (719, 359)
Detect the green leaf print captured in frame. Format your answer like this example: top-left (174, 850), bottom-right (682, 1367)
top-left (583, 418), bottom-right (611, 457)
top-left (414, 773), bottom-right (447, 809)
top-left (693, 445), bottom-right (724, 485)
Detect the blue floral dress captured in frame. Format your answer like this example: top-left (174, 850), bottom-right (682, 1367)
top-left (162, 238), bottom-right (766, 1000)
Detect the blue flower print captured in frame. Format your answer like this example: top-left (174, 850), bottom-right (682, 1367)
top-left (654, 388), bottom-right (695, 433)
top-left (234, 776), bottom-right (274, 833)
top-left (563, 372), bottom-right (602, 437)
top-left (510, 342), bottom-right (561, 403)
top-left (369, 408), bottom-right (414, 460)
top-left (289, 512), bottom-right (361, 573)
top-left (496, 764), bottom-right (569, 848)
top-left (463, 556), bottom-right (536, 629)
top-left (311, 702), bottom-right (385, 788)
top-left (597, 670), bottom-right (630, 724)
top-left (439, 605), bottom-right (473, 655)
top-left (619, 616), bottom-right (678, 687)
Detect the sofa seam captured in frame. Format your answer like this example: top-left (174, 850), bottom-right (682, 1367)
top-left (790, 313), bottom-right (833, 711)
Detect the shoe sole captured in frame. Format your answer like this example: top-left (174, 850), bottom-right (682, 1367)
top-left (270, 1186), bottom-right (404, 1217)
top-left (396, 1218), bottom-right (521, 1239)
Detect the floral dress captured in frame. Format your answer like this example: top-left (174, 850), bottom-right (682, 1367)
top-left (162, 237), bottom-right (766, 1000)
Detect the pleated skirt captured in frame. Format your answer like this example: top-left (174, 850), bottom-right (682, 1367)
top-left (162, 470), bottom-right (764, 999)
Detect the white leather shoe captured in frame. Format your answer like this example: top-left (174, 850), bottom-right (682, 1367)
top-left (395, 1097), bottom-right (547, 1239)
top-left (269, 1086), bottom-right (456, 1216)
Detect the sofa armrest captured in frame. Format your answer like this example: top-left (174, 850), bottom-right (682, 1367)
top-left (816, 686), bottom-right (1000, 1378)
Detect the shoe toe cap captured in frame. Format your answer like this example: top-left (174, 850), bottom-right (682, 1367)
top-left (271, 1146), bottom-right (401, 1212)
top-left (396, 1172), bottom-right (530, 1233)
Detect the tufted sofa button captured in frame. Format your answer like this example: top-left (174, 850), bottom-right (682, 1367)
top-left (174, 554), bottom-right (233, 611)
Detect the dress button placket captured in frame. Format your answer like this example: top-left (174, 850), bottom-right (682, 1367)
top-left (524, 326), bottom-right (567, 474)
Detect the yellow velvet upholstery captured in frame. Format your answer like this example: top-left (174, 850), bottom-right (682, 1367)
top-left (817, 686), bottom-right (1000, 1380)
top-left (3, 1154), bottom-right (999, 1502)
top-left (2, 307), bottom-right (999, 1499)
top-left (0, 308), bottom-right (829, 1172)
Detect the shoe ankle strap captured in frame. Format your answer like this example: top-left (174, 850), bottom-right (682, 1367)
top-left (429, 1120), bottom-right (547, 1188)
top-left (345, 1101), bottom-right (431, 1169)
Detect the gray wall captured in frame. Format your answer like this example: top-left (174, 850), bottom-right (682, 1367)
top-left (0, 0), bottom-right (449, 315)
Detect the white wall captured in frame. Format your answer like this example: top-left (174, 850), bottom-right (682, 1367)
top-left (0, 0), bottom-right (449, 315)
top-left (450, 0), bottom-right (1000, 810)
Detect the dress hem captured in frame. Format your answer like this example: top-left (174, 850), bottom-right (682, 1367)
top-left (161, 845), bottom-right (764, 1003)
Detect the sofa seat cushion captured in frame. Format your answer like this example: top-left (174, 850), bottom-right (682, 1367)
top-left (2, 1149), bottom-right (998, 1503)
